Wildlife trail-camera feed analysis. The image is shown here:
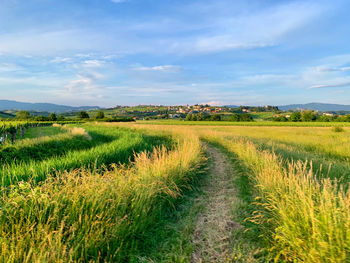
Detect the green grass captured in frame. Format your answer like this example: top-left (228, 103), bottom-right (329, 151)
top-left (0, 124), bottom-right (172, 187)
top-left (2, 122), bottom-right (350, 262)
top-left (201, 132), bottom-right (350, 262)
top-left (132, 123), bottom-right (350, 262)
top-left (0, 125), bottom-right (203, 262)
top-left (249, 112), bottom-right (275, 120)
top-left (0, 132), bottom-right (96, 164)
top-left (22, 126), bottom-right (65, 139)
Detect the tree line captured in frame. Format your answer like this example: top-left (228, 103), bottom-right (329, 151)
top-left (273, 110), bottom-right (350, 122)
top-left (186, 112), bottom-right (253, 122)
top-left (5, 110), bottom-right (134, 122)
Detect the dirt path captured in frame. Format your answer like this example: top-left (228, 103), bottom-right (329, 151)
top-left (191, 144), bottom-right (243, 263)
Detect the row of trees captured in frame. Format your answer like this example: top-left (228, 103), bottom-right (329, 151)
top-left (15, 111), bottom-right (66, 121)
top-left (13, 110), bottom-right (106, 121)
top-left (185, 113), bottom-right (253, 122)
top-left (238, 105), bottom-right (279, 112)
top-left (273, 110), bottom-right (350, 122)
top-left (186, 113), bottom-right (221, 121)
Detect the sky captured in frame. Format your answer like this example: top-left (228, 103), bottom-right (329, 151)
top-left (0, 0), bottom-right (350, 107)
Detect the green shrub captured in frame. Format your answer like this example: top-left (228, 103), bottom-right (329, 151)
top-left (332, 126), bottom-right (344, 132)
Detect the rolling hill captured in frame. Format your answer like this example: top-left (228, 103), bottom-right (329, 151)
top-left (279, 103), bottom-right (350, 112)
top-left (0, 100), bottom-right (100, 113)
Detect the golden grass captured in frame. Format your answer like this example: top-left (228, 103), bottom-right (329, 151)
top-left (59, 125), bottom-right (92, 140)
top-left (0, 127), bottom-right (203, 262)
top-left (202, 132), bottom-right (350, 262)
top-left (123, 124), bottom-right (350, 262)
top-left (127, 124), bottom-right (350, 160)
top-left (3, 122), bottom-right (349, 261)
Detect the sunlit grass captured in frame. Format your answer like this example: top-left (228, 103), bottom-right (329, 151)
top-left (2, 121), bottom-right (350, 261)
top-left (201, 131), bottom-right (350, 262)
top-left (0, 124), bottom-right (203, 262)
top-left (126, 123), bottom-right (350, 261)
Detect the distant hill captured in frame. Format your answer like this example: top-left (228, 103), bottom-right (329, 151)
top-left (279, 103), bottom-right (350, 112)
top-left (0, 100), bottom-right (100, 113)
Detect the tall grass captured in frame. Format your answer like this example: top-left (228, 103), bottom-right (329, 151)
top-left (0, 132), bottom-right (93, 164)
top-left (0, 128), bottom-right (203, 262)
top-left (0, 125), bottom-right (169, 187)
top-left (136, 119), bottom-right (350, 127)
top-left (203, 133), bottom-right (350, 262)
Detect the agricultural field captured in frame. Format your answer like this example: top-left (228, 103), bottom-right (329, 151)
top-left (1, 121), bottom-right (349, 262)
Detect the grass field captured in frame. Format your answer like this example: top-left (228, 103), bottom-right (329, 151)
top-left (0, 122), bottom-right (349, 262)
top-left (115, 122), bottom-right (350, 262)
top-left (136, 119), bottom-right (350, 127)
top-left (22, 125), bottom-right (65, 139)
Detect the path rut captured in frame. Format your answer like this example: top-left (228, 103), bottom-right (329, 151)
top-left (191, 144), bottom-right (243, 263)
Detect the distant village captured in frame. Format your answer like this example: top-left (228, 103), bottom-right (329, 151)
top-left (111, 104), bottom-right (278, 120)
top-left (2, 103), bottom-right (348, 122)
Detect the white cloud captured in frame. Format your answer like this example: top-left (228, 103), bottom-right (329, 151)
top-left (50, 57), bottom-right (72, 63)
top-left (0, 75), bottom-right (66, 87)
top-left (300, 54), bottom-right (350, 90)
top-left (316, 66), bottom-right (350, 72)
top-left (0, 1), bottom-right (328, 57)
top-left (65, 72), bottom-right (104, 94)
top-left (309, 82), bottom-right (350, 89)
top-left (0, 62), bottom-right (22, 72)
top-left (83, 60), bottom-right (106, 68)
top-left (167, 1), bottom-right (327, 54)
top-left (133, 65), bottom-right (181, 72)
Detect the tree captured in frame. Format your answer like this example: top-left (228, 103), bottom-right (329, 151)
top-left (273, 115), bottom-right (288, 122)
top-left (16, 111), bottom-right (31, 120)
top-left (240, 113), bottom-right (253, 122)
top-left (210, 114), bottom-right (221, 121)
top-left (230, 113), bottom-right (240, 122)
top-left (96, 110), bottom-right (105, 119)
top-left (318, 115), bottom-right (332, 122)
top-left (301, 110), bottom-right (316, 122)
top-left (48, 113), bottom-right (57, 121)
top-left (197, 112), bottom-right (207, 121)
top-left (78, 111), bottom-right (90, 119)
top-left (290, 112), bottom-right (301, 122)
top-left (35, 115), bottom-right (46, 121)
top-left (57, 115), bottom-right (66, 121)
top-left (186, 114), bottom-right (193, 121)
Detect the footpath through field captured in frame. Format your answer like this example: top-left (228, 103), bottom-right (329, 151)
top-left (191, 144), bottom-right (246, 263)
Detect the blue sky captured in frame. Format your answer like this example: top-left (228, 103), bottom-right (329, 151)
top-left (0, 0), bottom-right (350, 106)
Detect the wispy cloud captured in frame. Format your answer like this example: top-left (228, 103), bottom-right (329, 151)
top-left (50, 57), bottom-right (72, 63)
top-left (316, 66), bottom-right (350, 72)
top-left (309, 82), bottom-right (350, 89)
top-left (166, 1), bottom-right (327, 54)
top-left (0, 62), bottom-right (23, 72)
top-left (0, 0), bottom-right (348, 106)
top-left (133, 65), bottom-right (181, 72)
top-left (65, 72), bottom-right (104, 94)
top-left (83, 60), bottom-right (106, 68)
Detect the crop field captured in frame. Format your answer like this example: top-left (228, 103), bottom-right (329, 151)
top-left (1, 122), bottom-right (349, 262)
